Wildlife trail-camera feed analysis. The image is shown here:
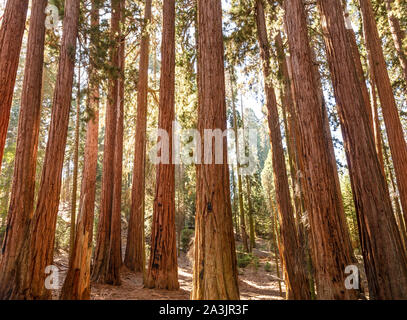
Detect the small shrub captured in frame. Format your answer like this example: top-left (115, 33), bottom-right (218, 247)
top-left (237, 252), bottom-right (259, 269)
top-left (252, 255), bottom-right (260, 271)
top-left (237, 253), bottom-right (252, 268)
top-left (264, 262), bottom-right (272, 272)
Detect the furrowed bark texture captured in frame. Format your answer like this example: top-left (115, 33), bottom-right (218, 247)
top-left (284, 0), bottom-right (358, 299)
top-left (318, 0), bottom-right (407, 299)
top-left (0, 0), bottom-right (28, 173)
top-left (0, 0), bottom-right (47, 300)
top-left (255, 0), bottom-right (310, 300)
top-left (191, 0), bottom-right (240, 300)
top-left (359, 0), bottom-right (407, 227)
top-left (145, 0), bottom-right (179, 290)
top-left (125, 0), bottom-right (152, 273)
top-left (60, 0), bottom-right (101, 300)
top-left (92, 0), bottom-right (122, 285)
top-left (24, 0), bottom-right (80, 299)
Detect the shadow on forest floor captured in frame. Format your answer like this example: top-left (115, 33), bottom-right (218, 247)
top-left (54, 238), bottom-right (286, 300)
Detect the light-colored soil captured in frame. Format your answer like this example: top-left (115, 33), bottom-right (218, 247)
top-left (54, 238), bottom-right (286, 300)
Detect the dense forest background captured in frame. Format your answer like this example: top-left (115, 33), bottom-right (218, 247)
top-left (0, 0), bottom-right (406, 300)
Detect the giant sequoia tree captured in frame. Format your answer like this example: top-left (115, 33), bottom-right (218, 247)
top-left (254, 0), bottom-right (310, 300)
top-left (317, 0), bottom-right (407, 299)
top-left (283, 0), bottom-right (358, 300)
top-left (125, 0), bottom-right (152, 274)
top-left (145, 0), bottom-right (179, 290)
top-left (92, 0), bottom-right (123, 286)
top-left (359, 0), bottom-right (407, 230)
top-left (1, 0), bottom-right (407, 303)
top-left (0, 0), bottom-right (28, 173)
top-left (191, 0), bottom-right (240, 300)
top-left (24, 0), bottom-right (81, 299)
top-left (0, 0), bottom-right (48, 300)
top-left (60, 0), bottom-right (101, 300)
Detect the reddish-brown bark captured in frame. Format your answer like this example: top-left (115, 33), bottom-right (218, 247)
top-left (0, 0), bottom-right (28, 173)
top-left (60, 0), bottom-right (100, 299)
top-left (0, 0), bottom-right (47, 300)
top-left (23, 0), bottom-right (80, 299)
top-left (107, 31), bottom-right (125, 285)
top-left (255, 0), bottom-right (310, 300)
top-left (124, 0), bottom-right (152, 273)
top-left (191, 0), bottom-right (240, 300)
top-left (92, 0), bottom-right (123, 285)
top-left (317, 0), bottom-right (407, 299)
top-left (145, 0), bottom-right (179, 290)
top-left (284, 0), bottom-right (358, 299)
top-left (359, 0), bottom-right (407, 230)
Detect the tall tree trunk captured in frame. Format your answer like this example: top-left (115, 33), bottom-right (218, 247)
top-left (256, 0), bottom-right (310, 300)
top-left (275, 33), bottom-right (301, 233)
top-left (285, 53), bottom-right (317, 300)
top-left (384, 0), bottom-right (407, 86)
top-left (107, 30), bottom-right (125, 286)
top-left (60, 1), bottom-right (100, 299)
top-left (92, 0), bottom-right (122, 285)
top-left (359, 0), bottom-right (407, 225)
top-left (0, 0), bottom-right (28, 173)
top-left (192, 0), bottom-right (240, 300)
top-left (343, 5), bottom-right (373, 128)
top-left (284, 0), bottom-right (358, 299)
top-left (70, 62), bottom-right (81, 256)
top-left (309, 29), bottom-right (356, 262)
top-left (0, 0), bottom-right (47, 300)
top-left (317, 0), bottom-right (407, 299)
top-left (22, 0), bottom-right (80, 299)
top-left (145, 0), bottom-right (179, 290)
top-left (124, 0), bottom-right (152, 273)
top-left (230, 69), bottom-right (249, 252)
top-left (60, 0), bottom-right (100, 298)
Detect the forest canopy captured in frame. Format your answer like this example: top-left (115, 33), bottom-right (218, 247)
top-left (0, 0), bottom-right (406, 301)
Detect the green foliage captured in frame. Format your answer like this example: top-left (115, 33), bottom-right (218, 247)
top-left (237, 251), bottom-right (259, 269)
top-left (264, 261), bottom-right (272, 273)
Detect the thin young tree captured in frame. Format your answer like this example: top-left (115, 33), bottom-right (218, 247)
top-left (70, 60), bottom-right (81, 256)
top-left (283, 0), bottom-right (358, 299)
top-left (60, 0), bottom-right (101, 299)
top-left (229, 69), bottom-right (249, 252)
top-left (191, 0), bottom-right (240, 300)
top-left (317, 0), bottom-right (407, 299)
top-left (0, 0), bottom-right (48, 300)
top-left (124, 0), bottom-right (152, 274)
top-left (0, 0), bottom-right (29, 173)
top-left (245, 176), bottom-right (255, 251)
top-left (145, 0), bottom-right (179, 290)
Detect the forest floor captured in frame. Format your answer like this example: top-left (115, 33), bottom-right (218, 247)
top-left (53, 238), bottom-right (286, 300)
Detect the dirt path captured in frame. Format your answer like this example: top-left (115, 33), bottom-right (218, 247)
top-left (90, 239), bottom-right (285, 300)
top-left (53, 238), bottom-right (285, 300)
